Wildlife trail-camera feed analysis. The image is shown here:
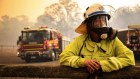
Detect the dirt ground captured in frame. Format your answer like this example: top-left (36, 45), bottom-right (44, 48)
top-left (0, 46), bottom-right (140, 66)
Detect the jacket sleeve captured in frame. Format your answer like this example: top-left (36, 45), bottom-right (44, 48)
top-left (100, 37), bottom-right (135, 72)
top-left (59, 37), bottom-right (86, 68)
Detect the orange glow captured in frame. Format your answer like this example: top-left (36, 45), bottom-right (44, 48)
top-left (0, 0), bottom-right (139, 22)
top-left (0, 0), bottom-right (58, 22)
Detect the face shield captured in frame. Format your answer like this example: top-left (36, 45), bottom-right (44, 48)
top-left (88, 15), bottom-right (111, 40)
top-left (90, 15), bottom-right (110, 38)
top-left (92, 15), bottom-right (109, 28)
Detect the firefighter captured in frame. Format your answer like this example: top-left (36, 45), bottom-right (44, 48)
top-left (59, 3), bottom-right (135, 76)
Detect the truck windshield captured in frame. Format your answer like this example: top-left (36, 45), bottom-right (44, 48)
top-left (22, 30), bottom-right (49, 44)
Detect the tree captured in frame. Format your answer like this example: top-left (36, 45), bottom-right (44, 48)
top-left (35, 0), bottom-right (83, 38)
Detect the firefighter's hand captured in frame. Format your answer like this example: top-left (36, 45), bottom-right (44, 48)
top-left (84, 59), bottom-right (101, 73)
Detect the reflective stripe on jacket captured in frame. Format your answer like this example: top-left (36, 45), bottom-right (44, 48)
top-left (59, 34), bottom-right (135, 72)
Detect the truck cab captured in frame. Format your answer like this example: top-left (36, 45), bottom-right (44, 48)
top-left (126, 25), bottom-right (140, 59)
top-left (17, 26), bottom-right (63, 62)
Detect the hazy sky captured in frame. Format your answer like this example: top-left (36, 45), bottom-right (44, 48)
top-left (0, 0), bottom-right (59, 22)
top-left (0, 0), bottom-right (140, 22)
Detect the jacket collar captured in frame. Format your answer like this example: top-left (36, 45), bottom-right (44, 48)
top-left (86, 37), bottom-right (107, 52)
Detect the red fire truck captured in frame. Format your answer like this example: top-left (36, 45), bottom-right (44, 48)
top-left (126, 25), bottom-right (140, 58)
top-left (17, 26), bottom-right (70, 62)
top-left (118, 24), bottom-right (140, 59)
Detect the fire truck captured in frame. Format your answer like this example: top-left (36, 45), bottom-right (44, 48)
top-left (17, 26), bottom-right (70, 62)
top-left (117, 24), bottom-right (140, 60)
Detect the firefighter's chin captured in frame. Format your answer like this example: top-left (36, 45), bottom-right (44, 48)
top-left (100, 34), bottom-right (108, 39)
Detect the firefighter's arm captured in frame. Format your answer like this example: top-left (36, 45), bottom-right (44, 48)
top-left (99, 37), bottom-right (135, 72)
top-left (59, 37), bottom-right (86, 68)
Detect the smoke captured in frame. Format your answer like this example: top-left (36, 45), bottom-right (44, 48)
top-left (35, 0), bottom-right (83, 38)
top-left (1, 0), bottom-right (140, 45)
top-left (0, 0), bottom-right (82, 45)
top-left (0, 15), bottom-right (33, 45)
top-left (109, 4), bottom-right (140, 30)
top-left (0, 0), bottom-right (83, 45)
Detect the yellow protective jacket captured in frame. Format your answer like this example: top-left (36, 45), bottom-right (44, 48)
top-left (59, 34), bottom-right (135, 72)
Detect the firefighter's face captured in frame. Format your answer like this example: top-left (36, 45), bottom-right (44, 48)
top-left (92, 15), bottom-right (107, 28)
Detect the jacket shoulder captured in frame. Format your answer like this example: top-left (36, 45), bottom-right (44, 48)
top-left (73, 34), bottom-right (88, 47)
top-left (75, 34), bottom-right (88, 40)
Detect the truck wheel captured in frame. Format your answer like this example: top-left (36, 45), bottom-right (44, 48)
top-left (25, 55), bottom-right (31, 63)
top-left (50, 50), bottom-right (56, 61)
top-left (55, 51), bottom-right (59, 60)
top-left (25, 58), bottom-right (31, 63)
